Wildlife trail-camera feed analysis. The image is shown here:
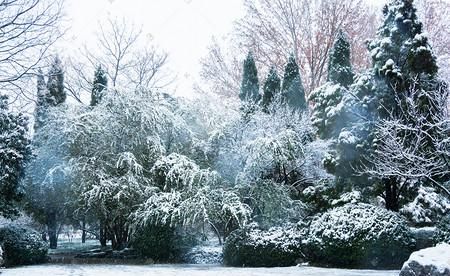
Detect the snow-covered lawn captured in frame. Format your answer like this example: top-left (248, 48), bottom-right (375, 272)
top-left (1, 264), bottom-right (399, 276)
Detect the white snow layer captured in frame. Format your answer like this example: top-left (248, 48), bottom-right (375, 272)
top-left (0, 264), bottom-right (399, 276)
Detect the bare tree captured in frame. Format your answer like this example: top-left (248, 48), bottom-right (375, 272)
top-left (0, 0), bottom-right (63, 104)
top-left (362, 84), bottom-right (450, 210)
top-left (66, 17), bottom-right (170, 103)
top-left (201, 0), bottom-right (377, 97)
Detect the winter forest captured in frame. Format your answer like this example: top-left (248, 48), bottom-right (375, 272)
top-left (0, 0), bottom-right (450, 275)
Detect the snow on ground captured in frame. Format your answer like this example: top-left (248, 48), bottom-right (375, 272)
top-left (0, 264), bottom-right (399, 276)
top-left (400, 243), bottom-right (450, 275)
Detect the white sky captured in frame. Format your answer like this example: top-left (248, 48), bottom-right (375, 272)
top-left (59, 0), bottom-right (387, 98)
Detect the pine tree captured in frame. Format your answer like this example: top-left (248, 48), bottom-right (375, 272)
top-left (34, 69), bottom-right (48, 130)
top-left (91, 65), bottom-right (108, 106)
top-left (281, 55), bottom-right (306, 110)
top-left (47, 56), bottom-right (66, 106)
top-left (0, 95), bottom-right (31, 218)
top-left (239, 52), bottom-right (260, 103)
top-left (327, 30), bottom-right (354, 88)
top-left (262, 66), bottom-right (281, 109)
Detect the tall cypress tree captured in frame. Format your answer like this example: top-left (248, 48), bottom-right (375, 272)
top-left (262, 66), bottom-right (281, 109)
top-left (91, 65), bottom-right (108, 106)
top-left (34, 69), bottom-right (48, 130)
top-left (47, 56), bottom-right (66, 106)
top-left (239, 51), bottom-right (260, 103)
top-left (327, 30), bottom-right (354, 88)
top-left (281, 55), bottom-right (306, 110)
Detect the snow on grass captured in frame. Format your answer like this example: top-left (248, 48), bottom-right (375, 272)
top-left (0, 264), bottom-right (399, 276)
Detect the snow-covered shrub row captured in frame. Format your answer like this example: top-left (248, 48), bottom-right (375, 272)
top-left (304, 203), bottom-right (415, 269)
top-left (0, 225), bottom-right (48, 267)
top-left (223, 223), bottom-right (305, 267)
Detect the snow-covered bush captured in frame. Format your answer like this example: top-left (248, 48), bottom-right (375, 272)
top-left (0, 225), bottom-right (48, 267)
top-left (434, 215), bottom-right (450, 244)
top-left (223, 224), bottom-right (305, 267)
top-left (401, 186), bottom-right (450, 226)
top-left (305, 203), bottom-right (415, 269)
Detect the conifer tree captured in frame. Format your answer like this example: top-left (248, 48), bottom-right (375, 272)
top-left (91, 65), bottom-right (108, 106)
top-left (327, 30), bottom-right (354, 88)
top-left (262, 66), bottom-right (280, 109)
top-left (239, 51), bottom-right (260, 103)
top-left (34, 69), bottom-right (48, 130)
top-left (0, 95), bottom-right (30, 218)
top-left (47, 56), bottom-right (66, 106)
top-left (281, 55), bottom-right (306, 110)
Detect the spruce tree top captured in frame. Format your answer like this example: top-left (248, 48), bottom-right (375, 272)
top-left (240, 51), bottom-right (260, 103)
top-left (281, 54), bottom-right (300, 92)
top-left (369, 0), bottom-right (437, 90)
top-left (328, 30), bottom-right (354, 88)
top-left (262, 66), bottom-right (281, 109)
top-left (91, 65), bottom-right (108, 106)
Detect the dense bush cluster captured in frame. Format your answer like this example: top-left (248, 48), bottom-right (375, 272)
top-left (434, 215), bottom-right (450, 244)
top-left (304, 203), bottom-right (415, 269)
top-left (0, 226), bottom-right (48, 267)
top-left (223, 224), bottom-right (304, 267)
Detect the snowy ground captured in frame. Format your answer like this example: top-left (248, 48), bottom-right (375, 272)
top-left (0, 264), bottom-right (399, 276)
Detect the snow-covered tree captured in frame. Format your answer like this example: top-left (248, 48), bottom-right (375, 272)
top-left (327, 30), bottom-right (354, 88)
top-left (0, 95), bottom-right (30, 218)
top-left (281, 55), bottom-right (306, 110)
top-left (46, 56), bottom-right (66, 106)
top-left (240, 52), bottom-right (260, 103)
top-left (90, 65), bottom-right (108, 106)
top-left (262, 67), bottom-right (281, 110)
top-left (309, 31), bottom-right (354, 139)
top-left (66, 89), bottom-right (190, 250)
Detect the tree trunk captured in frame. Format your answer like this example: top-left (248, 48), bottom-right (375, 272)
top-left (47, 211), bottom-right (58, 249)
top-left (384, 177), bottom-right (399, 212)
top-left (81, 219), bottom-right (86, 244)
top-left (99, 221), bottom-right (107, 247)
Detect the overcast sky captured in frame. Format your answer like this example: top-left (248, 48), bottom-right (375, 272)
top-left (60, 0), bottom-right (385, 97)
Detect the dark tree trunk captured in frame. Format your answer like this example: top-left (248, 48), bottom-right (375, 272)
top-left (99, 221), bottom-right (107, 247)
top-left (81, 219), bottom-right (86, 244)
top-left (47, 211), bottom-right (58, 249)
top-left (384, 177), bottom-right (399, 212)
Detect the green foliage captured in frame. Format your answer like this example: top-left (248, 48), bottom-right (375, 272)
top-left (91, 65), bottom-right (108, 106)
top-left (0, 226), bottom-right (48, 267)
top-left (223, 224), bottom-right (304, 267)
top-left (262, 67), bottom-right (280, 109)
top-left (305, 203), bottom-right (415, 269)
top-left (240, 52), bottom-right (260, 103)
top-left (281, 55), bottom-right (306, 110)
top-left (0, 95), bottom-right (31, 218)
top-left (131, 223), bottom-right (180, 261)
top-left (327, 30), bottom-right (354, 88)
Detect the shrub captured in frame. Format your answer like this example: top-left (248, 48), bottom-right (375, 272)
top-left (223, 224), bottom-right (304, 267)
top-left (130, 223), bottom-right (197, 262)
top-left (0, 225), bottom-right (48, 267)
top-left (434, 214), bottom-right (450, 244)
top-left (305, 203), bottom-right (415, 269)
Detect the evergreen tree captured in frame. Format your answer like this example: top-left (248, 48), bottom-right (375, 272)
top-left (281, 55), bottom-right (306, 110)
top-left (239, 52), bottom-right (260, 103)
top-left (91, 65), bottom-right (108, 106)
top-left (262, 66), bottom-right (280, 109)
top-left (310, 31), bottom-right (354, 139)
top-left (0, 95), bottom-right (31, 218)
top-left (327, 30), bottom-right (354, 88)
top-left (47, 56), bottom-right (66, 106)
top-left (34, 69), bottom-right (48, 130)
